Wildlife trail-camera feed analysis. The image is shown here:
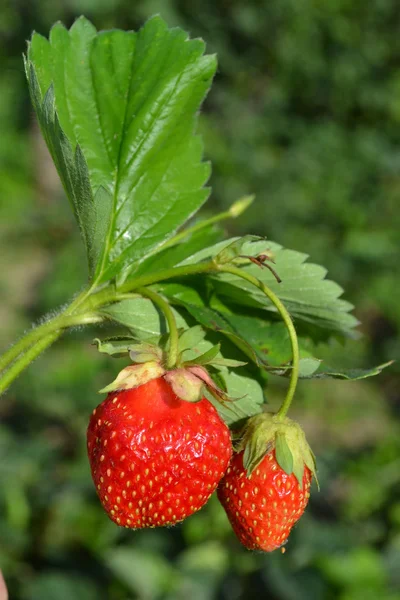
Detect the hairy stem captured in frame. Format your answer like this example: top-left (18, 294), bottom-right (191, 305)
top-left (0, 261), bottom-right (217, 393)
top-left (0, 313), bottom-right (103, 394)
top-left (0, 280), bottom-right (102, 374)
top-left (137, 287), bottom-right (179, 369)
top-left (0, 332), bottom-right (61, 395)
top-left (0, 312), bottom-right (103, 374)
top-left (217, 264), bottom-right (299, 419)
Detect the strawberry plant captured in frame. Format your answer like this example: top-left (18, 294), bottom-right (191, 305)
top-left (0, 16), bottom-right (392, 555)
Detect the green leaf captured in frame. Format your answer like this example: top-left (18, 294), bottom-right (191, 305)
top-left (163, 295), bottom-right (266, 367)
top-left (298, 357), bottom-right (322, 377)
top-left (129, 224), bottom-right (223, 278)
top-left (99, 298), bottom-right (266, 426)
top-left (178, 325), bottom-right (207, 354)
top-left (207, 371), bottom-right (265, 428)
top-left (179, 238), bottom-right (359, 336)
top-left (99, 297), bottom-right (189, 338)
top-left (24, 62), bottom-right (113, 278)
top-left (160, 287), bottom-right (315, 369)
top-left (265, 356), bottom-right (320, 377)
top-left (27, 17), bottom-right (216, 284)
top-left (305, 360), bottom-right (394, 380)
top-left (183, 344), bottom-right (221, 366)
top-left (269, 359), bottom-right (393, 380)
top-left (106, 548), bottom-right (174, 597)
top-left (210, 358), bottom-right (248, 368)
top-left (90, 186), bottom-right (113, 272)
top-left (275, 432), bottom-right (294, 475)
top-left (212, 313), bottom-right (315, 367)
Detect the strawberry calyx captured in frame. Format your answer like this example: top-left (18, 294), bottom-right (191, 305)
top-left (99, 361), bottom-right (230, 403)
top-left (96, 327), bottom-right (237, 403)
top-left (236, 412), bottom-right (318, 489)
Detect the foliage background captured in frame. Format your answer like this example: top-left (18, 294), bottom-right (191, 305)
top-left (0, 1), bottom-right (399, 598)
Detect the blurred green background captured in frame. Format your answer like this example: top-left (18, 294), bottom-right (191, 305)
top-left (1, 1), bottom-right (400, 598)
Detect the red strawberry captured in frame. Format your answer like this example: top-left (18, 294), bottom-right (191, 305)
top-left (87, 376), bottom-right (232, 528)
top-left (217, 412), bottom-right (317, 552)
top-left (218, 448), bottom-right (311, 551)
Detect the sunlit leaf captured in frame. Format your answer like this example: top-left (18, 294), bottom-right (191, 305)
top-left (178, 238), bottom-right (359, 336)
top-left (27, 16), bottom-right (216, 283)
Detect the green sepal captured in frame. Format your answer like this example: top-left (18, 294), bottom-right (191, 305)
top-left (275, 432), bottom-right (294, 475)
top-left (292, 454), bottom-right (306, 491)
top-left (182, 344), bottom-right (221, 366)
top-left (237, 412), bottom-right (318, 487)
top-left (94, 337), bottom-right (136, 357)
top-left (242, 434), bottom-right (273, 475)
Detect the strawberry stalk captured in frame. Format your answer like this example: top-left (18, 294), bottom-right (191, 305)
top-left (0, 313), bottom-right (102, 381)
top-left (216, 264), bottom-right (300, 419)
top-left (0, 332), bottom-right (61, 394)
top-left (137, 287), bottom-right (179, 369)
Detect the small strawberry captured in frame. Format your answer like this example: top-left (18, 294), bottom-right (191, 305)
top-left (87, 375), bottom-right (232, 529)
top-left (217, 412), bottom-right (317, 552)
top-left (218, 448), bottom-right (312, 551)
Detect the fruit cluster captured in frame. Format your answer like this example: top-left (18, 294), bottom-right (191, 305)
top-left (87, 367), bottom-right (316, 553)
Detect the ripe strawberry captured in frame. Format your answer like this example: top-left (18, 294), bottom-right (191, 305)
top-left (87, 376), bottom-right (232, 528)
top-left (218, 448), bottom-right (312, 552)
top-left (217, 412), bottom-right (317, 552)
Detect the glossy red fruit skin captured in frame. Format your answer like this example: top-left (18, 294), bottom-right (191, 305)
top-left (217, 449), bottom-right (312, 551)
top-left (87, 377), bottom-right (232, 528)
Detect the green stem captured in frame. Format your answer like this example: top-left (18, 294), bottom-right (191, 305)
top-left (88, 261), bottom-right (217, 310)
top-left (0, 332), bottom-right (61, 395)
top-left (0, 263), bottom-right (216, 393)
top-left (217, 264), bottom-right (299, 419)
top-left (137, 287), bottom-right (179, 369)
top-left (0, 312), bottom-right (103, 374)
top-left (0, 313), bottom-right (103, 396)
top-left (0, 247), bottom-right (299, 412)
top-left (0, 280), bottom-right (100, 373)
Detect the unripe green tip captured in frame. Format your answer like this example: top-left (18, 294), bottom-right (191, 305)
top-left (228, 195), bottom-right (255, 218)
